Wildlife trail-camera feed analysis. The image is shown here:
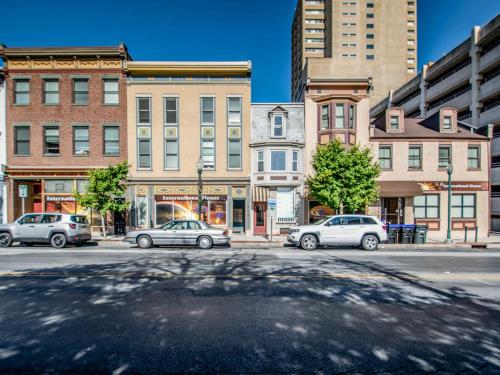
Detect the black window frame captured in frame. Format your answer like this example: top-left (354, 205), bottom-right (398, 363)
top-left (414, 194), bottom-right (440, 219)
top-left (103, 126), bottom-right (120, 156)
top-left (379, 145), bottom-right (392, 170)
top-left (43, 126), bottom-right (60, 155)
top-left (73, 78), bottom-right (89, 105)
top-left (73, 125), bottom-right (90, 156)
top-left (408, 144), bottom-right (422, 170)
top-left (14, 126), bottom-right (30, 155)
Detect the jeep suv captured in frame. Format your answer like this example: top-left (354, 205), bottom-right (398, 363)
top-left (287, 215), bottom-right (388, 251)
top-left (0, 213), bottom-right (91, 248)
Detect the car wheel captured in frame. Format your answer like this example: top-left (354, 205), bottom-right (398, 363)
top-left (300, 234), bottom-right (318, 250)
top-left (137, 235), bottom-right (152, 249)
top-left (362, 234), bottom-right (379, 251)
top-left (197, 236), bottom-right (213, 249)
top-left (0, 233), bottom-right (13, 248)
top-left (50, 233), bottom-right (67, 249)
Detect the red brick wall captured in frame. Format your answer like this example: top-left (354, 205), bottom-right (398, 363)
top-left (6, 69), bottom-right (127, 167)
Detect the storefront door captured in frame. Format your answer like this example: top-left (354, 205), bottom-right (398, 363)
top-left (254, 203), bottom-right (266, 235)
top-left (383, 198), bottom-right (404, 224)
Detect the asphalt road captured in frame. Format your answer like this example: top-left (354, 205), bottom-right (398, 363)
top-left (1, 244), bottom-right (500, 374)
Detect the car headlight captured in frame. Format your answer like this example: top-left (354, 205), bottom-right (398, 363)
top-left (289, 229), bottom-right (301, 233)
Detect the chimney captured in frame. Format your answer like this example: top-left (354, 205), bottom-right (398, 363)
top-left (488, 123), bottom-right (494, 139)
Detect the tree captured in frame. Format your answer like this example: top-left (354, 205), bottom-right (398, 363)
top-left (306, 140), bottom-right (380, 214)
top-left (74, 162), bottom-right (129, 239)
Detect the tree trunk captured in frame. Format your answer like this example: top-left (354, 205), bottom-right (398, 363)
top-left (100, 213), bottom-right (107, 240)
top-left (339, 202), bottom-right (344, 215)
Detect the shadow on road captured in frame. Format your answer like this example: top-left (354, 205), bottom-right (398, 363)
top-left (0, 252), bottom-right (499, 374)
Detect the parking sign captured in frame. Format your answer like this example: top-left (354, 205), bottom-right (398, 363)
top-left (19, 185), bottom-right (28, 198)
top-left (268, 198), bottom-right (276, 210)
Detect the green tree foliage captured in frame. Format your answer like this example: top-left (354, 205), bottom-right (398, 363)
top-left (74, 162), bottom-right (129, 238)
top-left (306, 140), bottom-right (380, 213)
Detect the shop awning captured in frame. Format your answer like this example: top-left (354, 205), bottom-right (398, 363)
top-left (253, 186), bottom-right (269, 202)
top-left (378, 181), bottom-right (422, 197)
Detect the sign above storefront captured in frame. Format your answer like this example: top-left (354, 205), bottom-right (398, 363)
top-left (418, 182), bottom-right (489, 192)
top-left (45, 195), bottom-right (76, 202)
top-left (155, 195), bottom-right (227, 201)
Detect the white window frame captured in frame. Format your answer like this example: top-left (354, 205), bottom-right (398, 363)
top-left (257, 150), bottom-right (264, 172)
top-left (270, 150), bottom-right (287, 172)
top-left (271, 113), bottom-right (285, 138)
top-left (292, 150), bottom-right (299, 172)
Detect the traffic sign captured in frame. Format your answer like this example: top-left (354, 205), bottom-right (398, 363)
top-left (19, 185), bottom-right (28, 198)
top-left (268, 198), bottom-right (276, 210)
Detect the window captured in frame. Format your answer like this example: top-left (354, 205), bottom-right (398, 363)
top-left (408, 145), bottom-right (422, 169)
top-left (443, 116), bottom-right (452, 130)
top-left (345, 217), bottom-right (363, 225)
top-left (276, 187), bottom-right (295, 223)
top-left (228, 139), bottom-right (241, 169)
top-left (103, 79), bottom-right (119, 104)
top-left (335, 104), bottom-right (345, 128)
top-left (366, 34), bottom-right (374, 39)
top-left (164, 97), bottom-right (178, 124)
top-left (45, 180), bottom-right (73, 193)
top-left (14, 126), bottom-right (30, 155)
top-left (408, 39), bottom-right (415, 46)
top-left (468, 145), bottom-right (480, 169)
top-left (272, 114), bottom-right (284, 137)
top-left (73, 78), bottom-right (89, 105)
top-left (407, 58), bottom-right (415, 64)
top-left (349, 104), bottom-right (355, 129)
top-left (366, 44), bottom-right (374, 49)
top-left (379, 145), bottom-right (392, 169)
top-left (390, 115), bottom-right (399, 129)
top-left (228, 97), bottom-right (242, 125)
top-left (452, 194), bottom-right (476, 219)
top-left (414, 195), bottom-right (439, 219)
top-left (43, 79), bottom-right (59, 104)
top-left (165, 139), bottom-right (179, 169)
top-left (271, 150), bottom-right (286, 171)
top-left (14, 79), bottom-right (30, 105)
top-left (202, 139), bottom-right (215, 169)
top-left (321, 104), bottom-right (329, 129)
top-left (366, 54), bottom-right (375, 60)
top-left (438, 145), bottom-right (452, 168)
top-left (367, 13), bottom-right (374, 18)
top-left (201, 97), bottom-right (215, 124)
top-left (137, 97), bottom-right (151, 124)
top-left (292, 150), bottom-right (299, 172)
top-left (44, 127), bottom-right (60, 155)
top-left (257, 150), bottom-right (264, 172)
top-left (367, 2), bottom-right (374, 7)
top-left (367, 24), bottom-right (374, 29)
top-left (104, 126), bottom-right (120, 155)
top-left (138, 139), bottom-right (151, 169)
top-left (73, 126), bottom-right (89, 155)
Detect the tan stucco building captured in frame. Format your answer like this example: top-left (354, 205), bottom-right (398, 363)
top-left (292, 0), bottom-right (417, 104)
top-left (126, 61), bottom-right (252, 233)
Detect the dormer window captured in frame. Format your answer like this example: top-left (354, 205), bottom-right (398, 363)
top-left (390, 115), bottom-right (399, 129)
top-left (443, 116), bottom-right (452, 130)
top-left (272, 114), bottom-right (284, 137)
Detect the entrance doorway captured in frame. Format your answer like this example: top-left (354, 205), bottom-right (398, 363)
top-left (383, 197), bottom-right (404, 224)
top-left (254, 202), bottom-right (266, 235)
top-left (232, 199), bottom-right (245, 233)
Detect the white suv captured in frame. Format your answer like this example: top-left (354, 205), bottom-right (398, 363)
top-left (287, 215), bottom-right (387, 251)
top-left (0, 213), bottom-right (91, 248)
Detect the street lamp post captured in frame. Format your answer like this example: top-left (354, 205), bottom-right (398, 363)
top-left (197, 158), bottom-right (203, 221)
top-left (446, 163), bottom-right (453, 243)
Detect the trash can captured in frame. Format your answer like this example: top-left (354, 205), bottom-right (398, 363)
top-left (387, 224), bottom-right (400, 244)
top-left (413, 224), bottom-right (428, 244)
top-left (400, 224), bottom-right (416, 244)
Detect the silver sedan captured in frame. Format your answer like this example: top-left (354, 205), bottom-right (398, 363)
top-left (124, 220), bottom-right (230, 249)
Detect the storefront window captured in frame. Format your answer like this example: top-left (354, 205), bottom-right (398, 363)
top-left (452, 194), bottom-right (476, 219)
top-left (308, 201), bottom-right (335, 223)
top-left (414, 194), bottom-right (439, 219)
top-left (155, 198), bottom-right (227, 226)
top-left (45, 180), bottom-right (73, 193)
top-left (137, 196), bottom-right (149, 228)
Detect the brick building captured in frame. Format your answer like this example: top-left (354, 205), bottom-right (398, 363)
top-left (0, 45), bottom-right (130, 225)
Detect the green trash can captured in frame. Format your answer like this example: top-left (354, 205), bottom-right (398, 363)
top-left (400, 224), bottom-right (416, 244)
top-left (387, 224), bottom-right (400, 244)
top-left (414, 225), bottom-right (428, 244)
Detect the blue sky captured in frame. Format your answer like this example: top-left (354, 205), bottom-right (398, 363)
top-left (1, 0), bottom-right (498, 102)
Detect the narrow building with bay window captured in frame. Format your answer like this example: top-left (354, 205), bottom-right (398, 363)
top-left (250, 103), bottom-right (305, 235)
top-left (370, 107), bottom-right (491, 240)
top-left (0, 45), bottom-right (130, 229)
top-left (126, 61), bottom-right (252, 233)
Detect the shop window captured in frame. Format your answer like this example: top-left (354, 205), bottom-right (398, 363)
top-left (414, 194), bottom-right (439, 219)
top-left (452, 194), bottom-right (476, 219)
top-left (44, 127), bottom-right (60, 155)
top-left (45, 180), bottom-right (73, 193)
top-left (277, 187), bottom-right (295, 223)
top-left (155, 199), bottom-right (226, 227)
